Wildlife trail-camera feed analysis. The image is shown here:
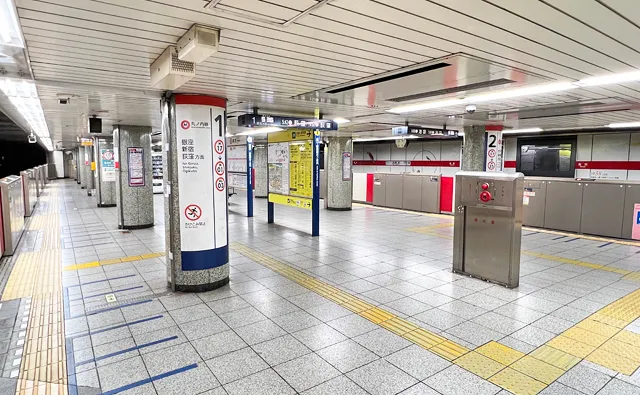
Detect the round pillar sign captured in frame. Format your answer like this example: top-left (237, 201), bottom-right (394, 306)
top-left (215, 177), bottom-right (225, 191)
top-left (214, 140), bottom-right (224, 155)
top-left (215, 161), bottom-right (225, 175)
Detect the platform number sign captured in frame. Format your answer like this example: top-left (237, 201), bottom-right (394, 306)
top-left (485, 130), bottom-right (503, 173)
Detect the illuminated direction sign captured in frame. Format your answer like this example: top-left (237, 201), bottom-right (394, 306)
top-left (238, 114), bottom-right (338, 131)
top-left (392, 126), bottom-right (459, 138)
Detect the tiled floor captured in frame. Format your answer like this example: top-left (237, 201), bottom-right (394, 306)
top-left (1, 180), bottom-right (640, 394)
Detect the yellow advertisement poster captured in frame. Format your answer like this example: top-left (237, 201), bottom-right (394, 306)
top-left (289, 141), bottom-right (312, 198)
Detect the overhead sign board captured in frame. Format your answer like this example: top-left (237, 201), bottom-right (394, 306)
top-left (392, 126), bottom-right (459, 138)
top-left (238, 114), bottom-right (338, 131)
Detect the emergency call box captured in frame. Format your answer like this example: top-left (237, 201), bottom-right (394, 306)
top-left (453, 172), bottom-right (525, 288)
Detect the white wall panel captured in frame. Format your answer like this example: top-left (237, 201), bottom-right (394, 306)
top-left (390, 144), bottom-right (407, 160)
top-left (353, 144), bottom-right (364, 161)
top-left (591, 134), bottom-right (630, 161)
top-left (353, 173), bottom-right (367, 202)
top-left (377, 145), bottom-right (391, 160)
top-left (441, 141), bottom-right (462, 161)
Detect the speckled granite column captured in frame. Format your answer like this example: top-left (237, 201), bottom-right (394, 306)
top-left (95, 137), bottom-right (117, 207)
top-left (254, 143), bottom-right (268, 198)
top-left (114, 125), bottom-right (154, 229)
top-left (163, 95), bottom-right (229, 292)
top-left (326, 136), bottom-right (353, 210)
top-left (462, 125), bottom-right (486, 171)
top-left (86, 143), bottom-right (96, 195)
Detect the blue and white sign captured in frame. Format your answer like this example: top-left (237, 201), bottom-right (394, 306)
top-left (392, 126), bottom-right (408, 136)
top-left (176, 101), bottom-right (228, 271)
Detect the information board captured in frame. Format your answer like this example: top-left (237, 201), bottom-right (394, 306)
top-left (342, 152), bottom-right (352, 181)
top-left (267, 130), bottom-right (313, 209)
top-left (238, 114), bottom-right (337, 130)
top-left (127, 147), bottom-right (145, 186)
top-left (176, 102), bottom-right (227, 258)
top-left (100, 148), bottom-right (116, 182)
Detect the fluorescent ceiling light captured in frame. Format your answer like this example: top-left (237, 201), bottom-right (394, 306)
top-left (607, 122), bottom-right (640, 128)
top-left (0, 0), bottom-right (24, 47)
top-left (577, 71), bottom-right (640, 87)
top-left (0, 78), bottom-right (50, 140)
top-left (388, 70), bottom-right (640, 114)
top-left (353, 135), bottom-right (420, 142)
top-left (333, 117), bottom-right (350, 124)
top-left (40, 137), bottom-right (53, 151)
top-left (236, 127), bottom-right (283, 136)
top-left (502, 128), bottom-right (544, 135)
top-left (388, 82), bottom-right (576, 114)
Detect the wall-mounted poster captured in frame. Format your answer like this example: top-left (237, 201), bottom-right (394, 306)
top-left (128, 147), bottom-right (145, 187)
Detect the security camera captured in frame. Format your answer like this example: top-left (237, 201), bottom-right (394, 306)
top-left (28, 133), bottom-right (37, 144)
top-left (58, 98), bottom-right (69, 105)
top-left (465, 104), bottom-right (477, 114)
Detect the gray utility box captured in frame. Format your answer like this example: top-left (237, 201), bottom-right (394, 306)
top-left (453, 172), bottom-right (524, 288)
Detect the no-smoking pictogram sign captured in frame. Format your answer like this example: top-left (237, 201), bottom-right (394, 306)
top-left (184, 204), bottom-right (202, 221)
top-left (215, 177), bottom-right (225, 191)
top-left (214, 140), bottom-right (224, 154)
top-left (215, 161), bottom-right (225, 175)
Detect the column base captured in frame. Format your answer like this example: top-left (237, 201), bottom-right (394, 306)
top-left (118, 223), bottom-right (154, 230)
top-left (327, 207), bottom-right (352, 211)
top-left (98, 203), bottom-right (117, 208)
top-left (255, 195), bottom-right (268, 199)
top-left (170, 276), bottom-right (229, 292)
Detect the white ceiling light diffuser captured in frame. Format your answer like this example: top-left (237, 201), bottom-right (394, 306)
top-left (353, 135), bottom-right (420, 142)
top-left (333, 117), bottom-right (350, 124)
top-left (235, 127), bottom-right (283, 136)
top-left (607, 122), bottom-right (640, 128)
top-left (388, 70), bottom-right (640, 114)
top-left (0, 0), bottom-right (24, 47)
top-left (0, 78), bottom-right (53, 150)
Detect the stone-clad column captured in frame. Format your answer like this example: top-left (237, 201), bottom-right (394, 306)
top-left (77, 147), bottom-right (84, 187)
top-left (462, 125), bottom-right (486, 171)
top-left (253, 143), bottom-right (268, 198)
top-left (94, 137), bottom-right (117, 207)
top-left (326, 136), bottom-right (353, 210)
top-left (113, 125), bottom-right (154, 229)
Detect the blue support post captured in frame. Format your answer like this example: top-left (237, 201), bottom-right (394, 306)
top-left (312, 130), bottom-right (321, 236)
top-left (246, 137), bottom-right (254, 218)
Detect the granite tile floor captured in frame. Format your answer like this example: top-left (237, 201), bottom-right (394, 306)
top-left (2, 180), bottom-right (640, 395)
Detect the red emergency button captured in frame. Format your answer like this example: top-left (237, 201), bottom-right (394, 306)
top-left (480, 191), bottom-right (492, 202)
top-left (481, 183), bottom-right (489, 190)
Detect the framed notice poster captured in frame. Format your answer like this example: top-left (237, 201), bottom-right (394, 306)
top-left (128, 147), bottom-right (145, 187)
top-left (101, 148), bottom-right (116, 182)
top-left (342, 152), bottom-right (352, 181)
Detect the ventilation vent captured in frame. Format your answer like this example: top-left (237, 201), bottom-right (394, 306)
top-left (388, 78), bottom-right (515, 102)
top-left (326, 62), bottom-right (450, 94)
top-left (171, 52), bottom-right (195, 73)
top-left (518, 102), bottom-right (607, 120)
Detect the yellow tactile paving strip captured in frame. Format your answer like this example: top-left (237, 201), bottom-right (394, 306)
top-left (2, 186), bottom-right (69, 395)
top-left (230, 242), bottom-right (471, 362)
top-left (62, 252), bottom-right (165, 271)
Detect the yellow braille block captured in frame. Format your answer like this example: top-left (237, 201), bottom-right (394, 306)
top-left (592, 314), bottom-right (630, 329)
top-left (476, 341), bottom-right (525, 366)
top-left (599, 339), bottom-right (640, 363)
top-left (547, 336), bottom-right (595, 359)
top-left (530, 345), bottom-right (580, 371)
top-left (614, 330), bottom-right (640, 347)
top-left (342, 299), bottom-right (373, 313)
top-left (379, 317), bottom-right (419, 336)
top-left (511, 355), bottom-right (565, 385)
top-left (98, 258), bottom-right (122, 266)
top-left (586, 348), bottom-right (639, 376)
top-left (563, 327), bottom-right (609, 348)
top-left (489, 367), bottom-right (547, 395)
top-left (324, 292), bottom-right (352, 305)
top-left (404, 328), bottom-right (446, 349)
top-left (454, 351), bottom-right (506, 379)
top-left (359, 308), bottom-right (393, 324)
top-left (576, 319), bottom-right (620, 338)
top-left (120, 255), bottom-right (142, 263)
top-left (430, 340), bottom-right (469, 361)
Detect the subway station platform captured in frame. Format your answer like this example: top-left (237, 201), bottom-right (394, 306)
top-left (1, 180), bottom-right (640, 395)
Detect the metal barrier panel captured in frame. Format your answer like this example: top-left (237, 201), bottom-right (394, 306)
top-left (421, 175), bottom-right (441, 214)
top-left (522, 178), bottom-right (547, 228)
top-left (544, 180), bottom-right (583, 233)
top-left (385, 174), bottom-right (404, 209)
top-left (0, 176), bottom-right (25, 256)
top-left (581, 182), bottom-right (626, 238)
top-left (402, 174), bottom-right (422, 211)
top-left (372, 173), bottom-right (386, 206)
